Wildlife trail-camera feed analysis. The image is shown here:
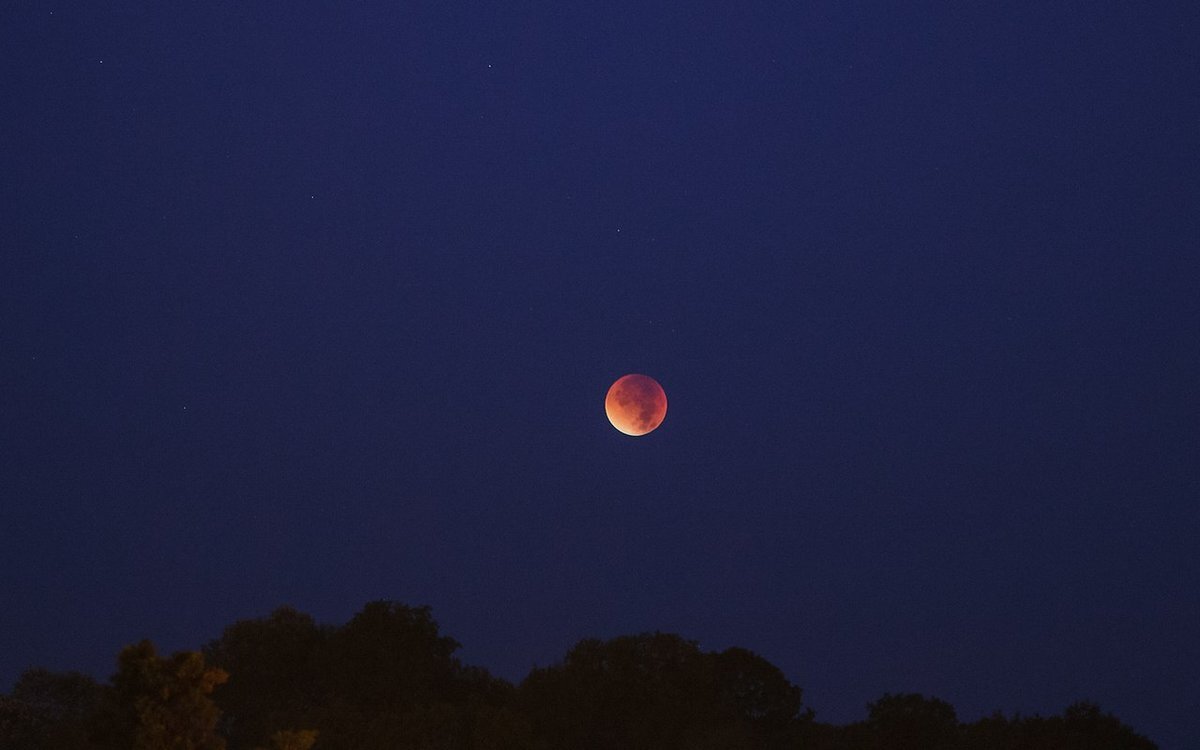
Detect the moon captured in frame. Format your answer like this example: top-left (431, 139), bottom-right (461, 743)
top-left (605, 374), bottom-right (667, 436)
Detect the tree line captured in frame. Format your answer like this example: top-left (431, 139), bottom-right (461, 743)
top-left (0, 601), bottom-right (1156, 749)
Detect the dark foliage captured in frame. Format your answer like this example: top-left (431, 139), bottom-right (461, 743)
top-left (85, 639), bottom-right (229, 750)
top-left (1, 602), bottom-right (1158, 749)
top-left (0, 643), bottom-right (227, 750)
top-left (202, 601), bottom-right (526, 750)
top-left (864, 692), bottom-right (959, 750)
top-left (0, 669), bottom-right (103, 749)
top-left (519, 632), bottom-right (807, 750)
top-left (799, 694), bottom-right (1157, 750)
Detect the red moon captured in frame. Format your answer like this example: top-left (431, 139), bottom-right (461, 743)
top-left (605, 374), bottom-right (667, 436)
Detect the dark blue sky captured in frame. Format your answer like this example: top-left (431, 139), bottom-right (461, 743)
top-left (2, 2), bottom-right (1197, 747)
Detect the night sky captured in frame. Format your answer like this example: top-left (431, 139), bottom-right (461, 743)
top-left (2, 2), bottom-right (1198, 747)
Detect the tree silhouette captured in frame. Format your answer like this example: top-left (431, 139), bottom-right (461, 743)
top-left (519, 632), bottom-right (808, 750)
top-left (1015, 701), bottom-right (1158, 750)
top-left (97, 640), bottom-right (227, 750)
top-left (326, 600), bottom-right (461, 713)
top-left (205, 601), bottom-right (524, 750)
top-left (252, 729), bottom-right (318, 750)
top-left (203, 606), bottom-right (327, 748)
top-left (2, 600), bottom-right (1162, 749)
top-left (0, 669), bottom-right (103, 749)
top-left (863, 692), bottom-right (959, 750)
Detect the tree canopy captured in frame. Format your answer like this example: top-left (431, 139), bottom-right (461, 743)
top-left (0, 600), bottom-right (1158, 750)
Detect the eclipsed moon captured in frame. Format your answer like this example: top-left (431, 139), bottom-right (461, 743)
top-left (605, 374), bottom-right (667, 436)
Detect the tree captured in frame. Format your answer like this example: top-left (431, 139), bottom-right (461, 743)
top-left (0, 693), bottom-right (40, 749)
top-left (207, 601), bottom-right (522, 750)
top-left (205, 606), bottom-right (328, 749)
top-left (327, 600), bottom-right (462, 713)
top-left (0, 669), bottom-right (104, 749)
top-left (253, 729), bottom-right (318, 750)
top-left (864, 693), bottom-right (959, 750)
top-left (713, 646), bottom-right (808, 739)
top-left (519, 632), bottom-right (808, 750)
top-left (1013, 701), bottom-right (1158, 750)
top-left (960, 710), bottom-right (1015, 750)
top-left (99, 640), bottom-right (228, 750)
